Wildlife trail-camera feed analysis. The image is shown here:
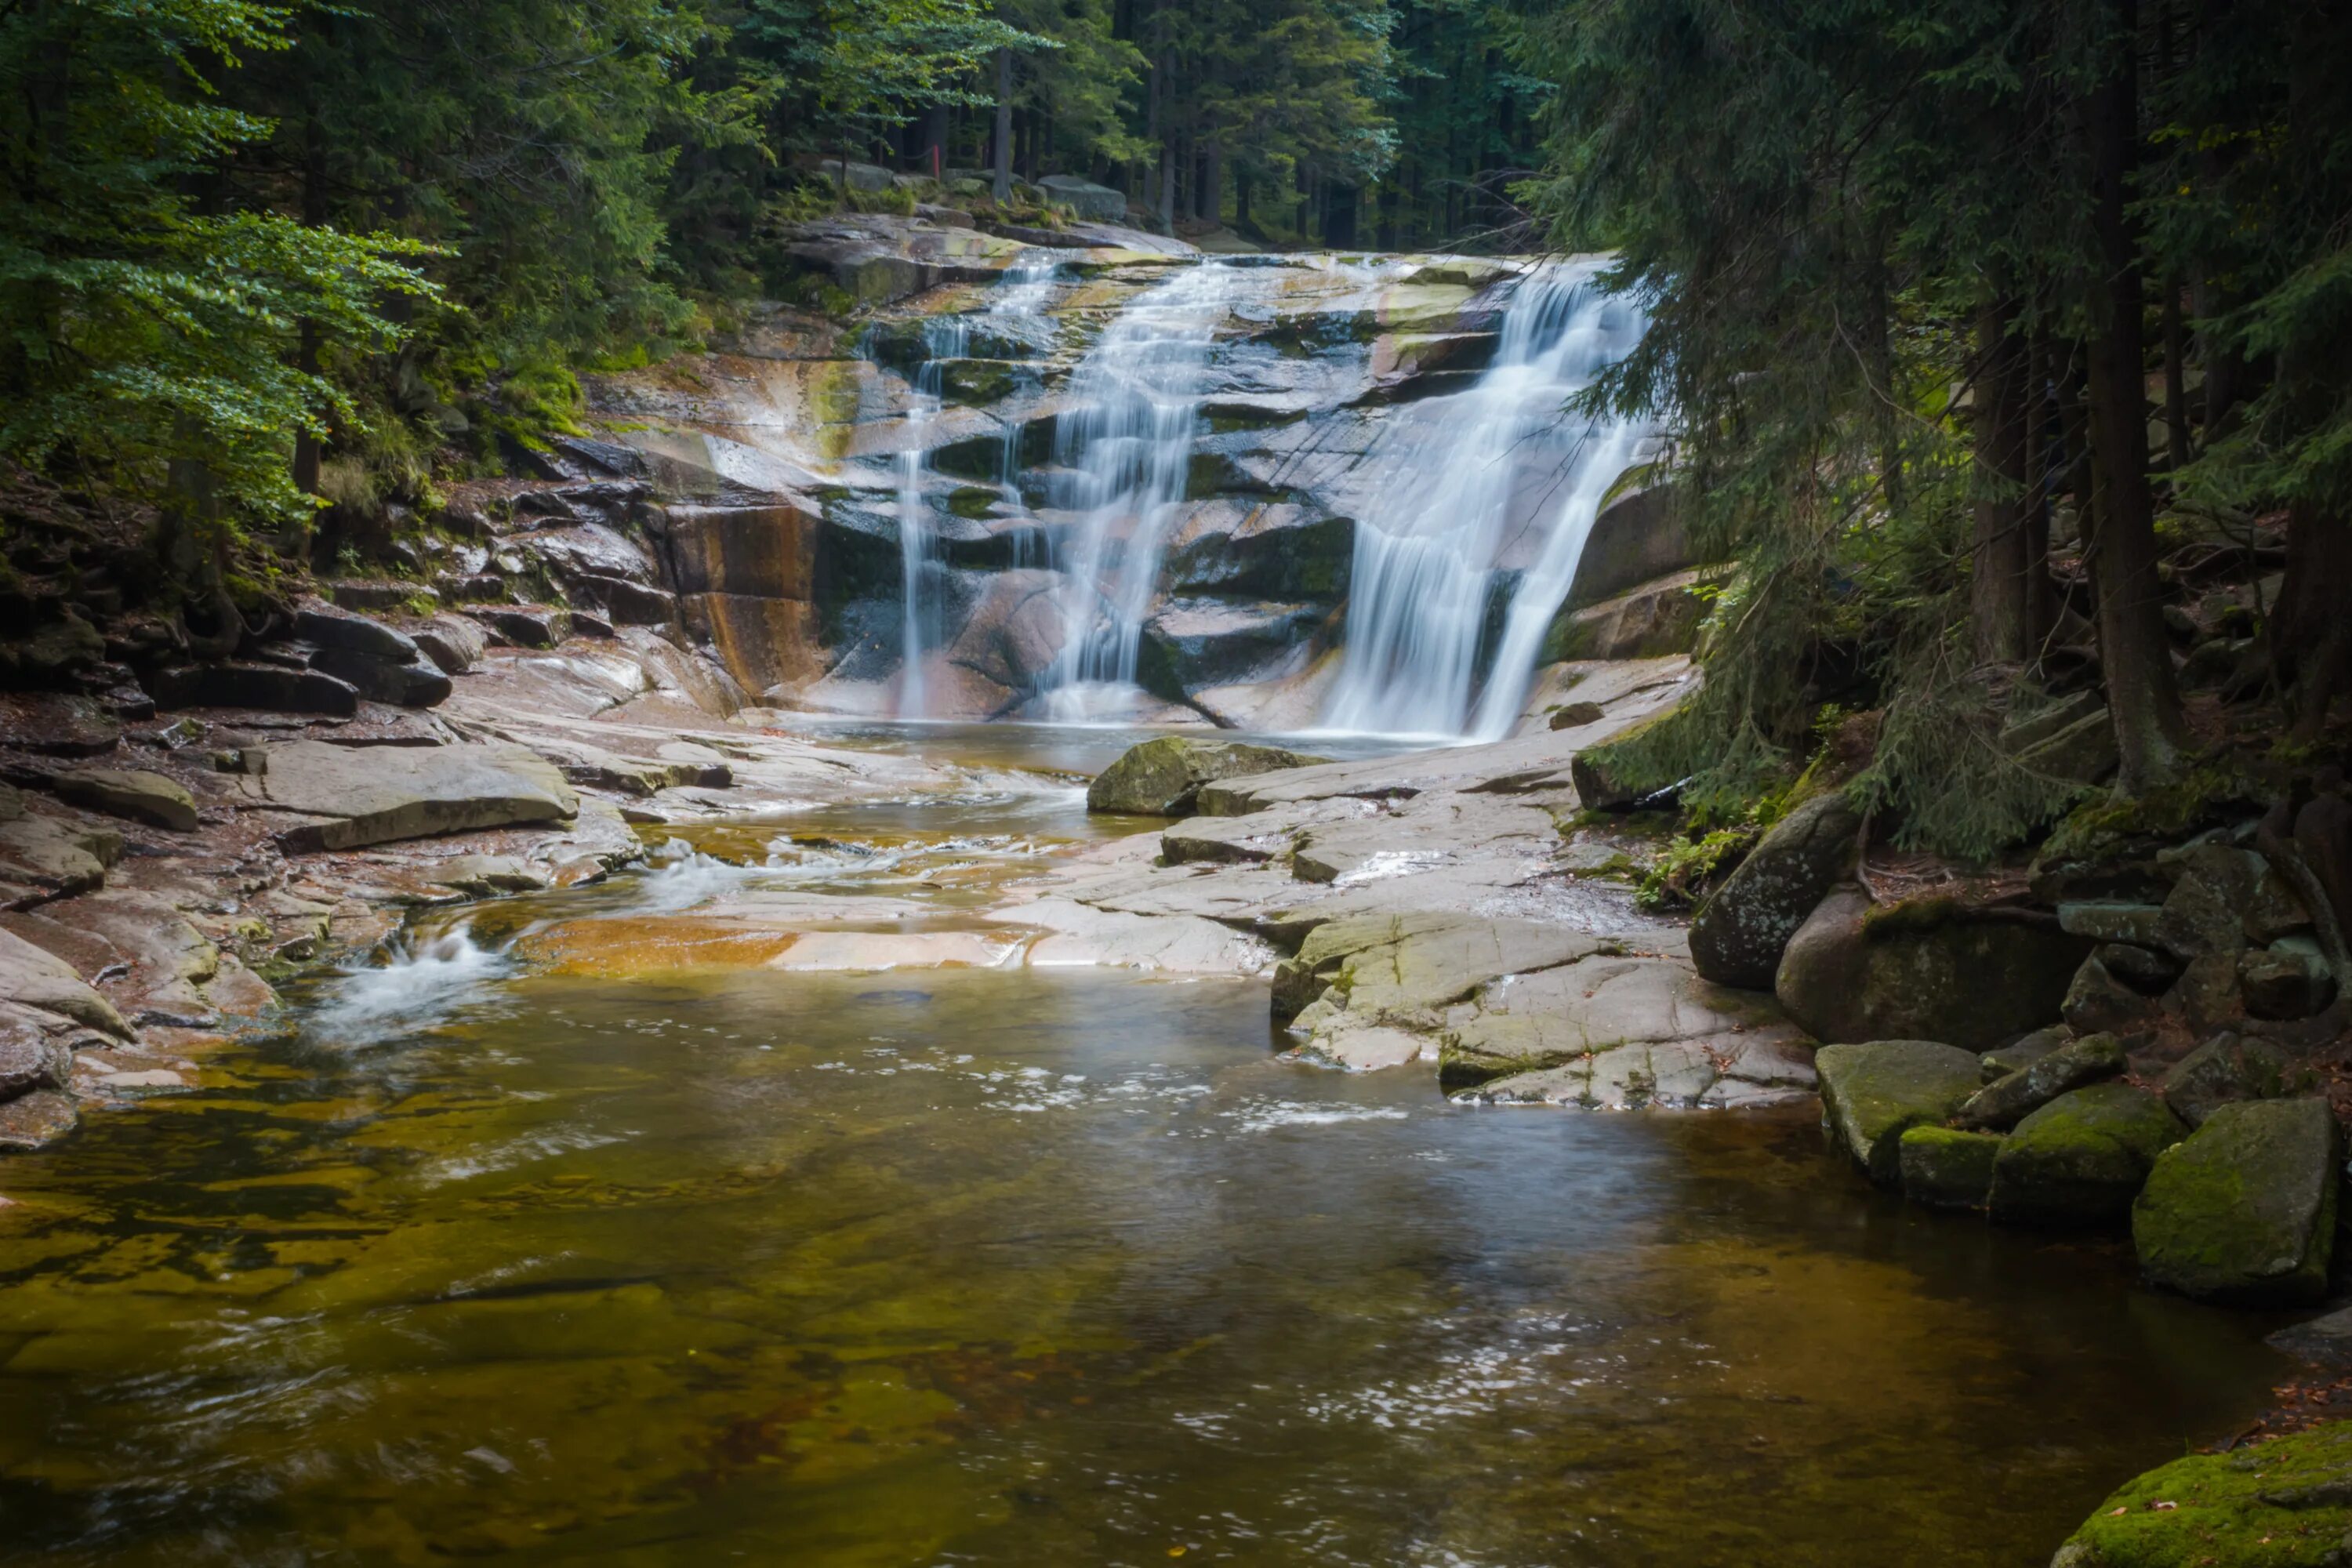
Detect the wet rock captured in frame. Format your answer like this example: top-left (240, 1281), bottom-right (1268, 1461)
top-left (2161, 1033), bottom-right (2310, 1128)
top-left (0, 1011), bottom-right (71, 1098)
top-left (1161, 808), bottom-right (1301, 866)
top-left (1463, 1029), bottom-right (1815, 1111)
top-left (293, 601), bottom-right (419, 662)
top-left (466, 606), bottom-right (572, 649)
top-left (2241, 939), bottom-right (2336, 1019)
top-left (426, 855), bottom-right (550, 895)
top-left (1562, 485), bottom-right (1697, 611)
top-left (1568, 706), bottom-right (1680, 811)
top-left (2050, 1421), bottom-right (2352, 1568)
top-left (1548, 701), bottom-right (1606, 730)
top-left (0, 927), bottom-right (130, 1038)
top-left (1273, 912), bottom-right (1602, 1029)
top-left (2155, 844), bottom-right (2267, 961)
top-left (1981, 1026), bottom-right (2068, 1083)
top-left (1955, 1033), bottom-right (2127, 1131)
top-left (2270, 1306), bottom-right (2352, 1368)
top-left (1688, 792), bottom-right (1861, 990)
top-left (153, 662), bottom-right (361, 717)
top-left (50, 768), bottom-right (200, 832)
top-left (2012, 710), bottom-right (2119, 786)
top-left (1988, 1083), bottom-right (2184, 1229)
top-left (1142, 598), bottom-right (1327, 691)
top-left (307, 644), bottom-right (453, 708)
top-left (0, 815), bottom-right (122, 902)
top-left (407, 615), bottom-right (488, 675)
top-left (1776, 887), bottom-right (2092, 1050)
top-left (1541, 569), bottom-right (1711, 662)
top-left (0, 1087), bottom-right (78, 1151)
top-left (1087, 736), bottom-right (1328, 817)
top-left (234, 740), bottom-right (578, 852)
top-left (0, 691), bottom-right (122, 757)
top-left (1899, 1126), bottom-right (2003, 1211)
top-left (2132, 1098), bottom-right (2337, 1305)
top-left (579, 575), bottom-right (677, 626)
top-left (1815, 1040), bottom-right (1984, 1186)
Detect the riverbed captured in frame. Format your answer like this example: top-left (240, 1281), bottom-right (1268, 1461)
top-left (0, 724), bottom-right (2292, 1566)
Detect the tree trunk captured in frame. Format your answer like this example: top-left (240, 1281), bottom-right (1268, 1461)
top-left (1971, 300), bottom-right (2033, 666)
top-left (290, 100), bottom-right (328, 529)
top-left (992, 49), bottom-right (1013, 204)
top-left (2082, 0), bottom-right (2188, 793)
top-left (2161, 274), bottom-right (2191, 470)
top-left (2276, 505), bottom-right (2352, 740)
top-left (1200, 141), bottom-right (1221, 226)
top-left (2023, 332), bottom-right (2058, 658)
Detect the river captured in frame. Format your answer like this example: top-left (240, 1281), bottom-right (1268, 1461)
top-left (0, 724), bottom-right (2288, 1566)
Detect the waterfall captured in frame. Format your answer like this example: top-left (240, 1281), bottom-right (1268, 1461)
top-left (1032, 260), bottom-right (1247, 720)
top-left (890, 260), bottom-right (1063, 717)
top-left (1321, 261), bottom-right (1649, 742)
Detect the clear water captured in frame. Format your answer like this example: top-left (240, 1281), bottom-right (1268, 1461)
top-left (0, 729), bottom-right (2292, 1567)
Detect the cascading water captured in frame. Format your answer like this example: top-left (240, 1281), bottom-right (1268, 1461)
top-left (890, 260), bottom-right (1063, 717)
top-left (1032, 260), bottom-right (1248, 720)
top-left (1321, 260), bottom-right (1649, 742)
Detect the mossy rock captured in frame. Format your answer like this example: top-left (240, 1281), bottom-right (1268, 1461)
top-left (1085, 736), bottom-right (1329, 818)
top-left (1816, 1040), bottom-right (1984, 1187)
top-left (939, 359), bottom-right (1019, 407)
top-left (2132, 1098), bottom-right (2339, 1306)
top-left (2163, 1034), bottom-right (2316, 1128)
top-left (2053, 1419), bottom-right (2352, 1567)
top-left (1899, 1125), bottom-right (2003, 1211)
top-left (1989, 1083), bottom-right (2186, 1229)
top-left (1688, 790), bottom-right (1861, 990)
top-left (1955, 1032), bottom-right (2128, 1131)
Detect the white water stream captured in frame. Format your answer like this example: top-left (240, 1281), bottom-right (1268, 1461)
top-left (1321, 260), bottom-right (1650, 741)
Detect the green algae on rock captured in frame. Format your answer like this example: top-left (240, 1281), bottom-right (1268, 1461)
top-left (1085, 735), bottom-right (1327, 818)
top-left (1900, 1125), bottom-right (2003, 1210)
top-left (2132, 1098), bottom-right (2338, 1306)
top-left (1816, 1039), bottom-right (1983, 1185)
top-left (2052, 1421), bottom-right (2352, 1568)
top-left (1990, 1083), bottom-right (2187, 1229)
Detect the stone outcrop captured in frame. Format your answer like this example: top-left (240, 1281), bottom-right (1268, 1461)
top-left (1776, 887), bottom-right (2092, 1050)
top-left (234, 741), bottom-right (579, 851)
top-left (2132, 1098), bottom-right (2337, 1305)
top-left (1687, 792), bottom-right (1860, 989)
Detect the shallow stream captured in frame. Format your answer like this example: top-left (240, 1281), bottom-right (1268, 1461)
top-left (0, 726), bottom-right (2295, 1565)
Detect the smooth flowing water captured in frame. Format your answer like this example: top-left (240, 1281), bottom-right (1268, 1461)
top-left (1323, 261), bottom-right (1650, 742)
top-left (0, 727), bottom-right (2291, 1566)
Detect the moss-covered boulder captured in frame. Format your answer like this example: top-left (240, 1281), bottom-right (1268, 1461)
top-left (1777, 886), bottom-right (2096, 1050)
top-left (2162, 1033), bottom-right (2313, 1128)
top-left (1900, 1125), bottom-right (2003, 1210)
top-left (1955, 1032), bottom-right (2127, 1131)
top-left (1687, 791), bottom-right (1861, 990)
top-left (1085, 736), bottom-right (1328, 818)
top-left (1816, 1040), bottom-right (1984, 1186)
top-left (2050, 1419), bottom-right (2352, 1568)
top-left (1990, 1083), bottom-right (2186, 1229)
top-left (2132, 1098), bottom-right (2339, 1306)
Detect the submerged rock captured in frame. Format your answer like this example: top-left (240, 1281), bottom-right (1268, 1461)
top-left (1899, 1126), bottom-right (2002, 1210)
top-left (1815, 1039), bottom-right (1982, 1186)
top-left (1086, 735), bottom-right (1327, 817)
top-left (1988, 1083), bottom-right (2184, 1229)
top-left (1687, 792), bottom-right (1860, 990)
top-left (2132, 1098), bottom-right (2337, 1306)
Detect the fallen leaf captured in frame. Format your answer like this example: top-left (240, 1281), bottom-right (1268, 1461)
top-left (2152, 1501), bottom-right (2177, 1512)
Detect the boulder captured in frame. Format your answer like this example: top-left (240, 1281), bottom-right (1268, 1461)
top-left (1988, 1083), bottom-right (2185, 1229)
top-left (0, 815), bottom-right (121, 901)
top-left (408, 615), bottom-right (488, 675)
top-left (1542, 570), bottom-right (1710, 662)
top-left (293, 601), bottom-right (422, 663)
top-left (0, 927), bottom-right (130, 1037)
top-left (2161, 1033), bottom-right (2310, 1127)
top-left (1548, 701), bottom-right (1606, 731)
top-left (2094, 940), bottom-right (2179, 994)
top-left (1562, 485), bottom-right (1697, 611)
top-left (1955, 1032), bottom-right (2126, 1131)
top-left (234, 740), bottom-right (578, 852)
top-left (51, 768), bottom-right (200, 832)
top-left (2056, 901), bottom-right (2165, 946)
top-left (1899, 1126), bottom-right (2003, 1211)
top-left (1981, 1026), bottom-right (2068, 1083)
top-left (307, 644), bottom-right (453, 708)
top-left (2011, 710), bottom-right (2118, 786)
top-left (1814, 1040), bottom-right (1983, 1186)
top-left (1087, 736), bottom-right (1328, 817)
top-left (2060, 950), bottom-right (2165, 1037)
top-left (0, 1009), bottom-right (71, 1099)
top-left (2050, 1421), bottom-right (2352, 1568)
top-left (1688, 792), bottom-right (1861, 989)
top-left (152, 662), bottom-right (361, 717)
top-left (1035, 175), bottom-right (1128, 221)
top-left (466, 606), bottom-right (572, 649)
top-left (2241, 939), bottom-right (2336, 1019)
top-left (2132, 1098), bottom-right (2338, 1305)
top-left (1776, 887), bottom-right (2094, 1050)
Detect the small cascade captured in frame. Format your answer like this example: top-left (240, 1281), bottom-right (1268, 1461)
top-left (890, 260), bottom-right (1064, 717)
top-left (1032, 260), bottom-right (1247, 719)
top-left (1321, 262), bottom-right (1649, 741)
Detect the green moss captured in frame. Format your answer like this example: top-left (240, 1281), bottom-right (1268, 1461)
top-left (2042, 761), bottom-right (2267, 864)
top-left (2056, 1421), bottom-right (2352, 1567)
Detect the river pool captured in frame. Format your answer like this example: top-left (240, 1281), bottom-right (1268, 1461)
top-left (0, 727), bottom-right (2291, 1566)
